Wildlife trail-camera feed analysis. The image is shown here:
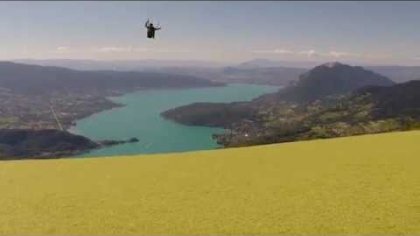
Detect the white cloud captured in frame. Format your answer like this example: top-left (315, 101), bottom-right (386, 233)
top-left (57, 46), bottom-right (68, 51)
top-left (298, 49), bottom-right (319, 58)
top-left (328, 51), bottom-right (363, 58)
top-left (95, 46), bottom-right (190, 54)
top-left (414, 56), bottom-right (420, 60)
top-left (132, 48), bottom-right (151, 52)
top-left (252, 49), bottom-right (294, 54)
top-left (329, 51), bottom-right (349, 58)
top-left (154, 48), bottom-right (191, 53)
top-left (54, 46), bottom-right (70, 53)
top-left (96, 47), bottom-right (133, 53)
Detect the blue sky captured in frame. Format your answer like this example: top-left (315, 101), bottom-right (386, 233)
top-left (1, 1), bottom-right (420, 65)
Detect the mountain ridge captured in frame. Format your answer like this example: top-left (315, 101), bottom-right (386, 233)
top-left (0, 61), bottom-right (222, 94)
top-left (162, 62), bottom-right (419, 147)
top-left (275, 62), bottom-right (395, 103)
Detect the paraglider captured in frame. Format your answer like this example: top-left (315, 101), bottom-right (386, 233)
top-left (145, 19), bottom-right (161, 39)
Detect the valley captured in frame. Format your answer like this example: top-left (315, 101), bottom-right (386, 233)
top-left (2, 60), bottom-right (420, 159)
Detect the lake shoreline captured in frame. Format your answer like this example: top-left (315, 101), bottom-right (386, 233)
top-left (71, 84), bottom-right (279, 157)
top-left (67, 85), bottom-right (232, 134)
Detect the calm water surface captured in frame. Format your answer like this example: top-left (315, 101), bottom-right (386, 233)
top-left (72, 83), bottom-right (279, 157)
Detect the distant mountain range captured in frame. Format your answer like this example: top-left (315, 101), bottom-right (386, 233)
top-left (0, 61), bottom-right (222, 94)
top-left (12, 59), bottom-right (306, 86)
top-left (14, 58), bottom-right (420, 85)
top-left (14, 59), bottom-right (230, 71)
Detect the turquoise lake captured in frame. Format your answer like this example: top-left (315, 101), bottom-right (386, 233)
top-left (71, 83), bottom-right (279, 157)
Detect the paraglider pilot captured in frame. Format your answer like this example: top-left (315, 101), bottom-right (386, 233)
top-left (145, 19), bottom-right (161, 39)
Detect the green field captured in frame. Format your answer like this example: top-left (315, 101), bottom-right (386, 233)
top-left (0, 131), bottom-right (419, 235)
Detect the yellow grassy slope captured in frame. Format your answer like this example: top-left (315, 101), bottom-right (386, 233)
top-left (0, 131), bottom-right (419, 235)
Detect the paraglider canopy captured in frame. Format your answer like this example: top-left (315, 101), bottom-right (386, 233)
top-left (145, 19), bottom-right (161, 39)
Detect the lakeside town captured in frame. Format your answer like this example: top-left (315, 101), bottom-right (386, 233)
top-left (0, 89), bottom-right (121, 130)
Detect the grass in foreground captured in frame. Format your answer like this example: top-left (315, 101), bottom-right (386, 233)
top-left (0, 131), bottom-right (419, 235)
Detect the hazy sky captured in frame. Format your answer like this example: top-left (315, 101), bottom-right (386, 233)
top-left (1, 1), bottom-right (420, 65)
